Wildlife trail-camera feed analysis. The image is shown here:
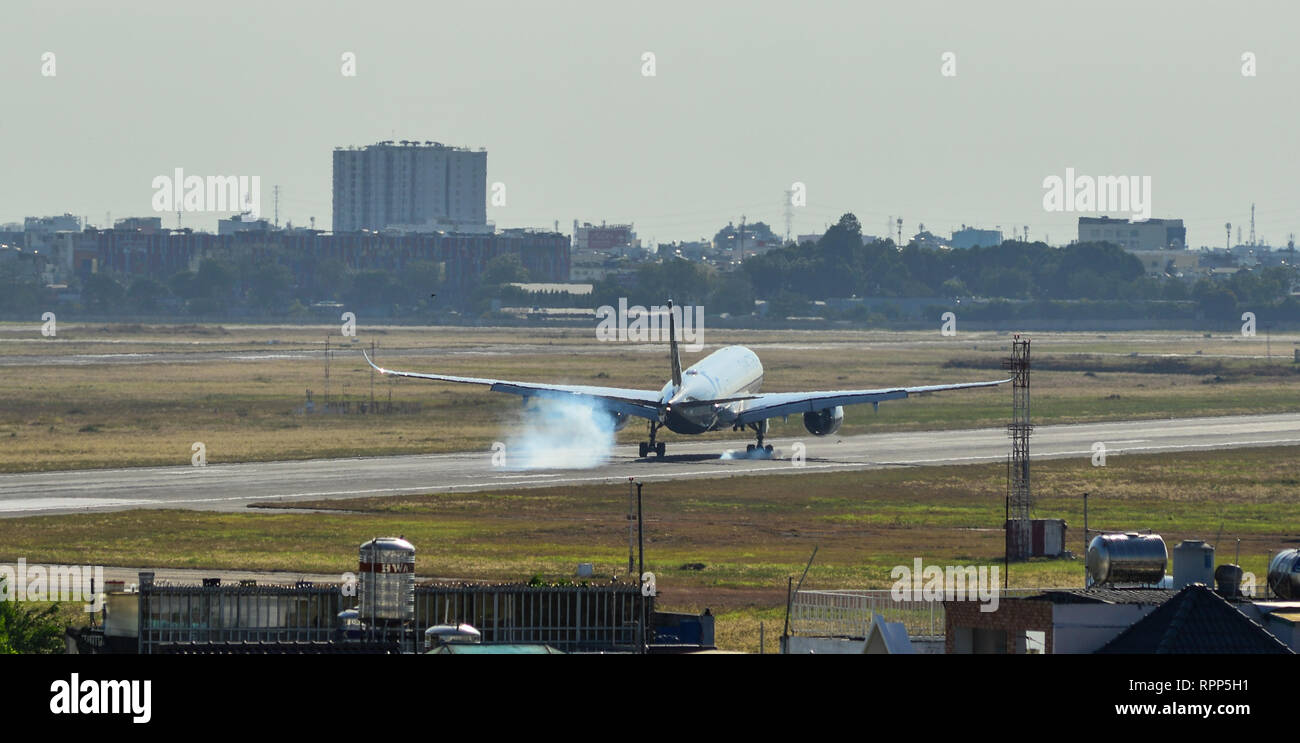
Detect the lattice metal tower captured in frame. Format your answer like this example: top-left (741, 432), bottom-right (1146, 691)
top-left (1002, 336), bottom-right (1032, 560)
top-left (783, 189), bottom-right (794, 244)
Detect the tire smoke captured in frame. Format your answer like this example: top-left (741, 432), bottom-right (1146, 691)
top-left (504, 398), bottom-right (617, 469)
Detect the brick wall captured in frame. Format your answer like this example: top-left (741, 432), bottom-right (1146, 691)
top-left (944, 598), bottom-right (1054, 654)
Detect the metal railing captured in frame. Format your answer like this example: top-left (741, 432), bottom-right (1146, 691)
top-left (789, 588), bottom-right (1044, 638)
top-left (136, 579), bottom-right (650, 653)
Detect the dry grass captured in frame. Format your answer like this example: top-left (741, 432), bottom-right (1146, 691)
top-left (2, 323), bottom-right (1299, 472)
top-left (3, 446), bottom-right (1297, 652)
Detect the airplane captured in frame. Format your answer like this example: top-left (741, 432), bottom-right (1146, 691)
top-left (363, 301), bottom-right (1010, 459)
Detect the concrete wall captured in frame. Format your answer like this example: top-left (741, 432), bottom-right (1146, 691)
top-left (1051, 603), bottom-right (1157, 653)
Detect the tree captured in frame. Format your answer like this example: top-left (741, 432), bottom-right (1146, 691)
top-left (311, 258), bottom-right (351, 301)
top-left (708, 272), bottom-right (756, 316)
top-left (246, 262), bottom-right (294, 312)
top-left (481, 253), bottom-right (530, 286)
top-left (346, 270), bottom-right (397, 310)
top-left (82, 273), bottom-right (125, 313)
top-left (768, 289), bottom-right (810, 318)
top-left (193, 259), bottom-right (237, 302)
top-left (0, 278), bottom-right (44, 313)
top-left (0, 578), bottom-right (65, 653)
top-left (1193, 281), bottom-right (1237, 322)
top-left (940, 277), bottom-right (969, 297)
top-left (633, 258), bottom-right (710, 305)
top-left (128, 277), bottom-right (170, 313)
top-left (397, 260), bottom-right (444, 308)
top-left (167, 270), bottom-right (198, 300)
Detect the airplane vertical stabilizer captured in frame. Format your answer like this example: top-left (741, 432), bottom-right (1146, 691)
top-left (668, 299), bottom-right (683, 388)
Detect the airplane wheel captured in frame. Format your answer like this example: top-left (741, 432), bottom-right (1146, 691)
top-left (746, 444), bottom-right (755, 453)
top-left (764, 444), bottom-right (773, 454)
top-left (656, 442), bottom-right (665, 458)
top-left (638, 442), bottom-right (648, 458)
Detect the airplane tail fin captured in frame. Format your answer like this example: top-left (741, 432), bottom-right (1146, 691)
top-left (668, 299), bottom-right (683, 388)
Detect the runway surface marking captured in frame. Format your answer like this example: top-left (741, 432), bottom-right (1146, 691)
top-left (1, 412), bottom-right (1297, 516)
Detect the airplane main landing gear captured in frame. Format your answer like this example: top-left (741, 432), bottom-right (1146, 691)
top-left (639, 422), bottom-right (665, 459)
top-left (745, 421), bottom-right (773, 456)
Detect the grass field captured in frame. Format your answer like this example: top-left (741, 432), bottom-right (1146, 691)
top-left (5, 446), bottom-right (1297, 652)
top-left (1, 322), bottom-right (1299, 473)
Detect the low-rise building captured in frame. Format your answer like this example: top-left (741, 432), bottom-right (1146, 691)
top-left (1127, 248), bottom-right (1201, 277)
top-left (951, 226), bottom-right (1002, 250)
top-left (1079, 216), bottom-right (1186, 250)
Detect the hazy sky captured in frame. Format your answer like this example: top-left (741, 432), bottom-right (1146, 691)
top-left (4, 1), bottom-right (1298, 249)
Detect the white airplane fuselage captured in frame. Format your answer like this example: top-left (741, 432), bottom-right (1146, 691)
top-left (658, 345), bottom-right (763, 434)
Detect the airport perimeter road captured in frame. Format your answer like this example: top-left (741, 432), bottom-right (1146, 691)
top-left (1, 413), bottom-right (1299, 517)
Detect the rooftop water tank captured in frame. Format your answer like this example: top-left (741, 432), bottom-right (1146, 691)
top-left (1087, 533), bottom-right (1167, 586)
top-left (1172, 539), bottom-right (1215, 589)
top-left (1267, 549), bottom-right (1300, 599)
top-left (358, 537), bottom-right (416, 624)
top-left (424, 623), bottom-right (482, 651)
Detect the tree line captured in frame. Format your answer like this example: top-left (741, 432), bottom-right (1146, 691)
top-left (3, 212), bottom-right (1297, 325)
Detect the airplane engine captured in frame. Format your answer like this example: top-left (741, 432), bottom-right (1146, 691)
top-left (803, 406), bottom-right (844, 436)
top-left (607, 410), bottom-right (632, 432)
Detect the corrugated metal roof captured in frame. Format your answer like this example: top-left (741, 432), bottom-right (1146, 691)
top-left (1097, 584), bottom-right (1294, 655)
top-left (1033, 588), bottom-right (1174, 605)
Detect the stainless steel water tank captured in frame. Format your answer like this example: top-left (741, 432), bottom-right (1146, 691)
top-left (358, 537), bottom-right (416, 623)
top-left (424, 623), bottom-right (482, 651)
top-left (1267, 549), bottom-right (1300, 599)
top-left (1087, 533), bottom-right (1167, 585)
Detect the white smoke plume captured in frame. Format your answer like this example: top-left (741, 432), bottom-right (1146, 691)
top-left (719, 447), bottom-right (778, 461)
top-left (503, 397), bottom-right (617, 470)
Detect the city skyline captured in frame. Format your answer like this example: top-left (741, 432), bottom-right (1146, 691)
top-left (4, 1), bottom-right (1299, 249)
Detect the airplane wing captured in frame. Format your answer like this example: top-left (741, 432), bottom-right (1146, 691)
top-left (363, 351), bottom-right (665, 421)
top-left (732, 379), bottom-right (1010, 425)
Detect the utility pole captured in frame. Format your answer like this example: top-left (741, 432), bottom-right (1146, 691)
top-left (324, 335), bottom-right (331, 409)
top-left (1083, 492), bottom-right (1089, 587)
top-left (636, 481), bottom-right (646, 655)
top-left (274, 185), bottom-right (280, 228)
top-left (627, 478), bottom-right (636, 576)
top-left (1250, 203), bottom-right (1255, 247)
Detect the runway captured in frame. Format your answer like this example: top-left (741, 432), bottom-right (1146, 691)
top-left (2, 412), bottom-right (1298, 517)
